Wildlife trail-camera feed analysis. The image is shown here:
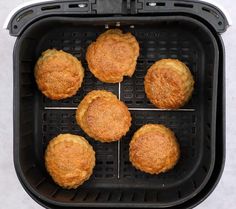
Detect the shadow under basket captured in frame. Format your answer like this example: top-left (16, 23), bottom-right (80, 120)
top-left (9, 0), bottom-right (228, 208)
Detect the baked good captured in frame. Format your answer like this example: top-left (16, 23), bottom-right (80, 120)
top-left (35, 49), bottom-right (84, 100)
top-left (86, 29), bottom-right (139, 83)
top-left (76, 90), bottom-right (132, 142)
top-left (129, 124), bottom-right (180, 174)
top-left (45, 134), bottom-right (95, 189)
top-left (144, 59), bottom-right (194, 109)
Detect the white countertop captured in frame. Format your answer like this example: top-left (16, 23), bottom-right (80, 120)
top-left (0, 0), bottom-right (235, 208)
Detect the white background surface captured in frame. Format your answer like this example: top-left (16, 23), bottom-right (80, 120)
top-left (0, 0), bottom-right (235, 208)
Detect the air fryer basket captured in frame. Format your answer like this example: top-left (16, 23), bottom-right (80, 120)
top-left (8, 0), bottom-right (229, 208)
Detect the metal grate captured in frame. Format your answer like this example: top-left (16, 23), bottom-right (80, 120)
top-left (35, 25), bottom-right (203, 187)
top-left (15, 18), bottom-right (217, 205)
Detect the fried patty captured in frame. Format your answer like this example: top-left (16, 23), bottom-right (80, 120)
top-left (76, 90), bottom-right (132, 142)
top-left (144, 59), bottom-right (194, 109)
top-left (86, 29), bottom-right (139, 83)
top-left (129, 124), bottom-right (180, 174)
top-left (45, 134), bottom-right (95, 189)
top-left (35, 49), bottom-right (84, 100)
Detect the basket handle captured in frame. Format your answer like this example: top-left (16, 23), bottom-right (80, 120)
top-left (4, 0), bottom-right (231, 37)
top-left (135, 0), bottom-right (231, 33)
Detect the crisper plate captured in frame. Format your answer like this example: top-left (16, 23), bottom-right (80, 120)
top-left (14, 16), bottom-right (219, 207)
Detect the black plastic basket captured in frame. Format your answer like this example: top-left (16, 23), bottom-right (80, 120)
top-left (6, 0), bottom-right (229, 208)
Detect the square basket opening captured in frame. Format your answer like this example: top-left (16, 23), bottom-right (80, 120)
top-left (14, 16), bottom-right (218, 207)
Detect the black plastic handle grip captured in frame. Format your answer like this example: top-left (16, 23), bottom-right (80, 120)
top-left (7, 0), bottom-right (230, 36)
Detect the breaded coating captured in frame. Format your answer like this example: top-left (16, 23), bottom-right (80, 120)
top-left (35, 49), bottom-right (84, 100)
top-left (76, 90), bottom-right (132, 142)
top-left (144, 59), bottom-right (194, 109)
top-left (86, 29), bottom-right (139, 83)
top-left (45, 134), bottom-right (95, 189)
top-left (129, 124), bottom-right (180, 174)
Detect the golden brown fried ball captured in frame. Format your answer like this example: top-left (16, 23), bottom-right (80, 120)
top-left (76, 90), bottom-right (131, 142)
top-left (35, 49), bottom-right (84, 100)
top-left (129, 124), bottom-right (180, 174)
top-left (86, 29), bottom-right (139, 83)
top-left (144, 59), bottom-right (194, 109)
top-left (45, 134), bottom-right (95, 189)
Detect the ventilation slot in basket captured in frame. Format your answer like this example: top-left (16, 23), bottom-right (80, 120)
top-left (178, 191), bottom-right (182, 199)
top-left (16, 10), bottom-right (33, 22)
top-left (202, 7), bottom-right (219, 18)
top-left (69, 3), bottom-right (88, 8)
top-left (174, 3), bottom-right (193, 8)
top-left (146, 2), bottom-right (166, 7)
top-left (51, 187), bottom-right (60, 198)
top-left (41, 5), bottom-right (61, 11)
